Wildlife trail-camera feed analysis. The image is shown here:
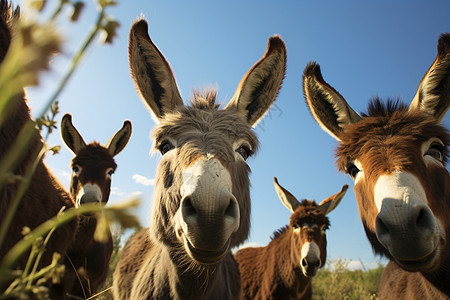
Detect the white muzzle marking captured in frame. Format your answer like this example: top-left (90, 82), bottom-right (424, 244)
top-left (77, 183), bottom-right (102, 206)
top-left (373, 171), bottom-right (427, 213)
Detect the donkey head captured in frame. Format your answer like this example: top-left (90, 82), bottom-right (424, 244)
top-left (274, 177), bottom-right (347, 277)
top-left (303, 33), bottom-right (450, 272)
top-left (61, 113), bottom-right (132, 208)
top-left (129, 19), bottom-right (286, 264)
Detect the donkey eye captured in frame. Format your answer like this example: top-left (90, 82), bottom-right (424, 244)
top-left (106, 168), bottom-right (115, 177)
top-left (72, 165), bottom-right (81, 175)
top-left (347, 164), bottom-right (360, 179)
top-left (425, 142), bottom-right (445, 162)
top-left (236, 144), bottom-right (253, 161)
top-left (158, 141), bottom-right (174, 155)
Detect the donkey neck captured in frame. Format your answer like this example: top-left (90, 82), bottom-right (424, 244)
top-left (140, 240), bottom-right (240, 300)
top-left (267, 227), bottom-right (311, 294)
top-left (171, 244), bottom-right (239, 299)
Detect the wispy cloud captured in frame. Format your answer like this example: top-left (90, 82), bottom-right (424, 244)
top-left (133, 174), bottom-right (155, 186)
top-left (111, 186), bottom-right (126, 197)
top-left (347, 260), bottom-right (381, 271)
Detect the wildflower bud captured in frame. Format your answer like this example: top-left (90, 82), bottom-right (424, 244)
top-left (100, 19), bottom-right (119, 44)
top-left (70, 2), bottom-right (84, 22)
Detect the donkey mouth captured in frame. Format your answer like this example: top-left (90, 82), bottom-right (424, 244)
top-left (395, 246), bottom-right (440, 272)
top-left (185, 237), bottom-right (230, 264)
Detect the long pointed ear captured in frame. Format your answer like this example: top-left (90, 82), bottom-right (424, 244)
top-left (105, 120), bottom-right (132, 157)
top-left (303, 62), bottom-right (361, 141)
top-left (273, 177), bottom-right (300, 213)
top-left (318, 184), bottom-right (348, 216)
top-left (128, 19), bottom-right (184, 121)
top-left (224, 35), bottom-right (286, 127)
top-left (409, 33), bottom-right (450, 122)
top-left (61, 113), bottom-right (87, 155)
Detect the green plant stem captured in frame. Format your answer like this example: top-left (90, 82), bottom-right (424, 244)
top-left (37, 6), bottom-right (106, 119)
top-left (0, 203), bottom-right (104, 274)
top-left (49, 0), bottom-right (67, 22)
top-left (26, 227), bottom-right (57, 289)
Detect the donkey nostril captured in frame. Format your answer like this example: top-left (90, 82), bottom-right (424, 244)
top-left (301, 258), bottom-right (308, 267)
top-left (315, 259), bottom-right (321, 268)
top-left (375, 215), bottom-right (389, 236)
top-left (182, 197), bottom-right (196, 217)
top-left (415, 207), bottom-right (434, 233)
top-left (224, 198), bottom-right (238, 218)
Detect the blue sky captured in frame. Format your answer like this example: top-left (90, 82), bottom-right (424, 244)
top-left (22, 0), bottom-right (450, 270)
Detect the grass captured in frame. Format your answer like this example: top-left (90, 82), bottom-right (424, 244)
top-left (312, 258), bottom-right (385, 300)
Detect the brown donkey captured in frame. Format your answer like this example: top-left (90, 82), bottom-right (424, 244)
top-left (235, 178), bottom-right (347, 300)
top-left (60, 113), bottom-right (131, 298)
top-left (112, 18), bottom-right (286, 299)
top-left (0, 0), bottom-right (77, 291)
top-left (303, 33), bottom-right (450, 299)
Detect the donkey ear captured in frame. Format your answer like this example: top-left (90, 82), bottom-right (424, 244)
top-left (303, 62), bottom-right (361, 141)
top-left (224, 35), bottom-right (286, 127)
top-left (273, 177), bottom-right (300, 213)
top-left (105, 120), bottom-right (132, 157)
top-left (409, 33), bottom-right (450, 122)
top-left (128, 19), bottom-right (183, 122)
top-left (318, 184), bottom-right (348, 216)
top-left (61, 113), bottom-right (86, 155)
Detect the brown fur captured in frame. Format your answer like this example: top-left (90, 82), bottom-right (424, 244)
top-left (63, 144), bottom-right (116, 298)
top-left (61, 115), bottom-right (131, 298)
top-left (303, 33), bottom-right (450, 298)
top-left (114, 94), bottom-right (252, 299)
top-left (113, 18), bottom-right (285, 299)
top-left (337, 100), bottom-right (450, 298)
top-left (235, 201), bottom-right (331, 300)
top-left (0, 1), bottom-right (77, 296)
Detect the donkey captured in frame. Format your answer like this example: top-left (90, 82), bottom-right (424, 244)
top-left (303, 33), bottom-right (450, 298)
top-left (235, 178), bottom-right (347, 300)
top-left (0, 0), bottom-right (77, 284)
top-left (112, 18), bottom-right (286, 299)
top-left (60, 113), bottom-right (131, 298)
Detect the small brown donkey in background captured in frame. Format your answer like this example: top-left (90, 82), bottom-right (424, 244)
top-left (303, 33), bottom-right (450, 299)
top-left (113, 18), bottom-right (286, 299)
top-left (61, 113), bottom-right (131, 298)
top-left (235, 178), bottom-right (347, 300)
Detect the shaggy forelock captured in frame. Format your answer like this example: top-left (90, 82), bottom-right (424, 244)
top-left (271, 200), bottom-right (330, 240)
top-left (336, 98), bottom-right (450, 173)
top-left (290, 200), bottom-right (330, 228)
top-left (72, 143), bottom-right (117, 170)
top-left (152, 90), bottom-right (259, 159)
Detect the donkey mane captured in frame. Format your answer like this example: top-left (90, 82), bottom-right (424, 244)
top-left (290, 200), bottom-right (330, 225)
top-left (190, 89), bottom-right (220, 110)
top-left (362, 98), bottom-right (408, 118)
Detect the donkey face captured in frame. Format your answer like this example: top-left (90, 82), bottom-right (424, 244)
top-left (129, 20), bottom-right (286, 264)
top-left (61, 114), bottom-right (132, 207)
top-left (274, 178), bottom-right (347, 277)
top-left (303, 34), bottom-right (450, 272)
